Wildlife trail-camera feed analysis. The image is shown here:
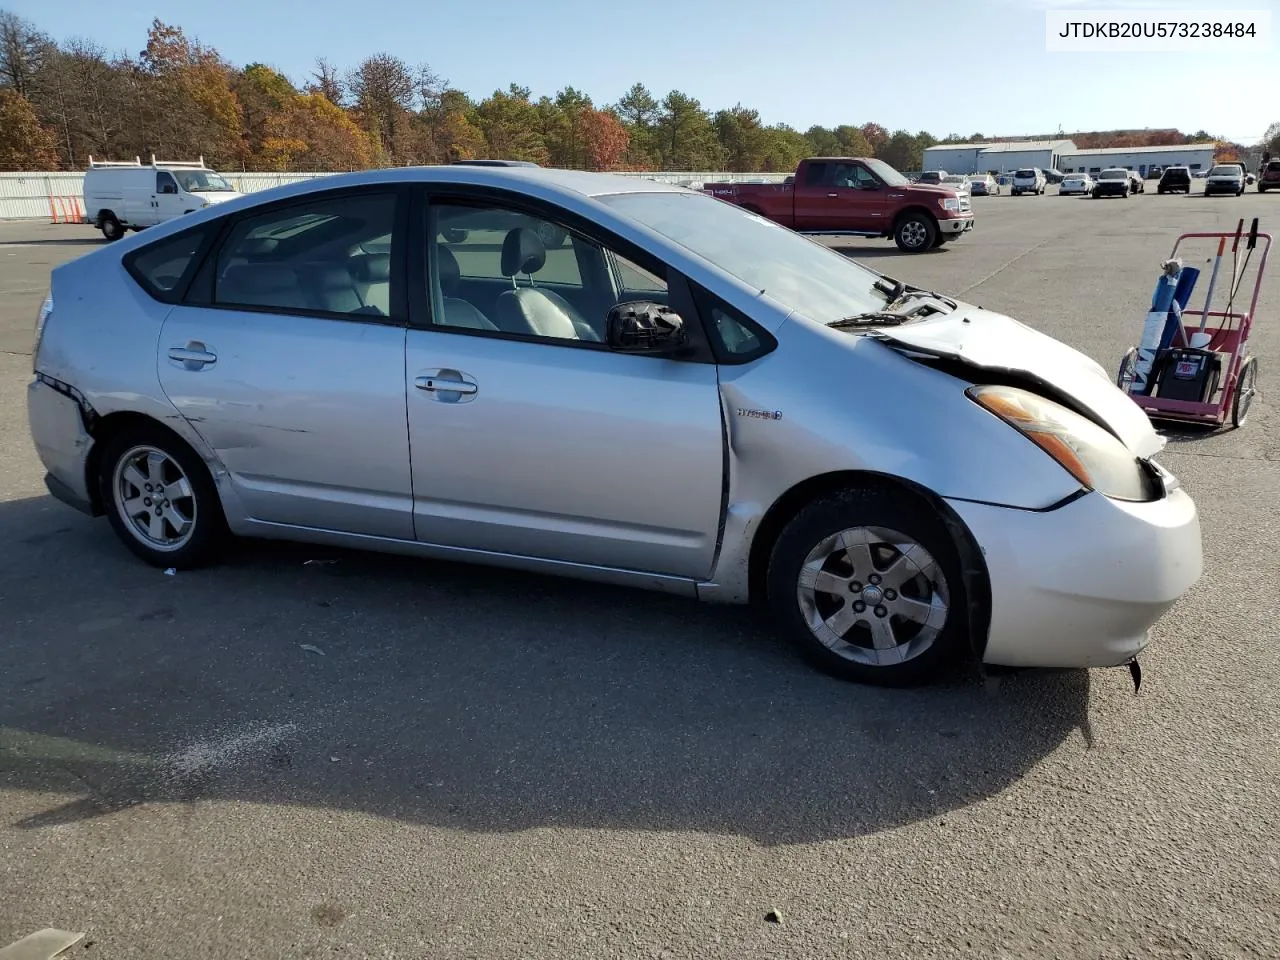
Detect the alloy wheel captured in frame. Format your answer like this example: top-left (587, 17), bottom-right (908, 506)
top-left (795, 525), bottom-right (949, 667)
top-left (111, 445), bottom-right (198, 551)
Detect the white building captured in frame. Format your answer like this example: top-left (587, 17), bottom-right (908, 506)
top-left (1058, 143), bottom-right (1218, 176)
top-left (921, 139), bottom-right (1077, 175)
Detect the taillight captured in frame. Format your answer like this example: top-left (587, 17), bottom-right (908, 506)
top-left (33, 291), bottom-right (52, 370)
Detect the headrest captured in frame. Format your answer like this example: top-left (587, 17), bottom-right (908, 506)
top-left (436, 245), bottom-right (460, 294)
top-left (500, 227), bottom-right (546, 277)
top-left (236, 237), bottom-right (278, 258)
top-left (350, 253), bottom-right (390, 284)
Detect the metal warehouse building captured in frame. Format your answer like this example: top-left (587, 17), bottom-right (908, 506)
top-left (1058, 143), bottom-right (1218, 176)
top-left (921, 140), bottom-right (1077, 175)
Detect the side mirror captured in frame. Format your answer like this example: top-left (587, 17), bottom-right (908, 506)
top-left (605, 301), bottom-right (688, 355)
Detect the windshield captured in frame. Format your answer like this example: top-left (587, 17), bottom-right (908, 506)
top-left (597, 191), bottom-right (888, 324)
top-left (1015, 169), bottom-right (1036, 178)
top-left (1099, 170), bottom-right (1126, 180)
top-left (862, 158), bottom-right (908, 187)
top-left (173, 169), bottom-right (235, 193)
top-left (943, 175), bottom-right (967, 184)
top-left (1208, 166), bottom-right (1238, 176)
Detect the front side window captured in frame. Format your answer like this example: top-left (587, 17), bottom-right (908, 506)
top-left (213, 192), bottom-right (398, 318)
top-left (427, 202), bottom-right (669, 344)
top-left (156, 172), bottom-right (178, 195)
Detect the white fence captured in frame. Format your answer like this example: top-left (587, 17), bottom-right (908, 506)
top-left (0, 169), bottom-right (791, 221)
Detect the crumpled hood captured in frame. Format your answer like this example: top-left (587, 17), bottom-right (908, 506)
top-left (874, 303), bottom-right (1167, 459)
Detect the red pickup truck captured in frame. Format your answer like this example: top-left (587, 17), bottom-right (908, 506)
top-left (702, 157), bottom-right (974, 253)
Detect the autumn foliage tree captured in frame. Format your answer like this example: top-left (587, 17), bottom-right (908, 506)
top-left (0, 8), bottom-right (1258, 173)
top-left (0, 87), bottom-right (58, 168)
top-left (581, 109), bottom-right (628, 170)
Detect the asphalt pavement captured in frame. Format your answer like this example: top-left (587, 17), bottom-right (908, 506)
top-left (2, 185), bottom-right (1279, 959)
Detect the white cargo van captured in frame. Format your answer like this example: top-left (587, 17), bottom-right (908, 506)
top-left (82, 155), bottom-right (239, 241)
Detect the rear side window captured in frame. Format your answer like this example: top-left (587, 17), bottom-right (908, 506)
top-left (125, 224), bottom-right (215, 303)
top-left (212, 192), bottom-right (399, 319)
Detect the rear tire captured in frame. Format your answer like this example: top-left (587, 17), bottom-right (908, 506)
top-left (100, 214), bottom-right (123, 242)
top-left (97, 423), bottom-right (228, 570)
top-left (893, 212), bottom-right (937, 252)
top-left (766, 488), bottom-right (969, 687)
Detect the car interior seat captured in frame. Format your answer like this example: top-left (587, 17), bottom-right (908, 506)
top-left (494, 228), bottom-right (601, 341)
top-left (435, 245), bottom-right (498, 331)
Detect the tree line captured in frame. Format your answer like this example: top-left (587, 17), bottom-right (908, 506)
top-left (1, 10), bottom-right (1274, 175)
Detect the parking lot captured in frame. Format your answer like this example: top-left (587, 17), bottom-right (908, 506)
top-left (2, 185), bottom-right (1279, 959)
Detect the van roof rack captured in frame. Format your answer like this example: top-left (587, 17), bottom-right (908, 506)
top-left (88, 155), bottom-right (143, 168)
top-left (150, 155), bottom-right (208, 168)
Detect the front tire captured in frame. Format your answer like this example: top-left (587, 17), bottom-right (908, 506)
top-left (893, 212), bottom-right (937, 252)
top-left (766, 488), bottom-right (967, 687)
top-left (97, 424), bottom-right (227, 569)
top-left (100, 214), bottom-right (123, 242)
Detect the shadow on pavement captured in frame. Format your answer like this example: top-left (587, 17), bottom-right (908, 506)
top-left (0, 239), bottom-right (101, 247)
top-left (0, 493), bottom-right (1092, 846)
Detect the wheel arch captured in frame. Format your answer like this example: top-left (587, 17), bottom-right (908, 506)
top-left (746, 469), bottom-right (992, 659)
top-left (84, 411), bottom-right (212, 515)
top-left (892, 204), bottom-right (939, 230)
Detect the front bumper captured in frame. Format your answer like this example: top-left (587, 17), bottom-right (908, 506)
top-left (1093, 184), bottom-right (1128, 195)
top-left (27, 378), bottom-right (97, 515)
top-left (947, 483), bottom-right (1202, 669)
top-left (938, 216), bottom-right (974, 236)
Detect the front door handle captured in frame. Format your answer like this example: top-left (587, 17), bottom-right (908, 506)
top-left (415, 369), bottom-right (477, 402)
top-left (827, 192), bottom-right (838, 198)
top-left (168, 341), bottom-right (217, 369)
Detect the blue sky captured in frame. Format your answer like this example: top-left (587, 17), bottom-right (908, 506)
top-left (11, 0), bottom-right (1279, 142)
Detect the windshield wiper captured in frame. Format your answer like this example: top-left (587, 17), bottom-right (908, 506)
top-left (828, 311), bottom-right (910, 328)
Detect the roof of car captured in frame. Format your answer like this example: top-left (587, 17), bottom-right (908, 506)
top-left (240, 165), bottom-right (691, 204)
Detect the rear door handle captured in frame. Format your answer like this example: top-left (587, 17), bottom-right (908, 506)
top-left (168, 341), bottom-right (217, 369)
top-left (415, 369), bottom-right (477, 402)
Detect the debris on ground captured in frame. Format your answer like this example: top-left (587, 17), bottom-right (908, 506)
top-left (764, 909), bottom-right (782, 925)
top-left (298, 644), bottom-right (326, 657)
top-left (163, 568), bottom-right (176, 576)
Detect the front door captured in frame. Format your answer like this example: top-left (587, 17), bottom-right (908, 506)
top-left (153, 171), bottom-right (188, 224)
top-left (404, 196), bottom-right (726, 579)
top-left (156, 186), bottom-right (414, 539)
top-left (805, 161), bottom-right (894, 232)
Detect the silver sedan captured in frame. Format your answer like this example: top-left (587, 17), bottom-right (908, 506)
top-left (27, 166), bottom-right (1203, 686)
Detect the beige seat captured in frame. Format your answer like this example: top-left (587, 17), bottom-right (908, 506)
top-left (493, 228), bottom-right (600, 341)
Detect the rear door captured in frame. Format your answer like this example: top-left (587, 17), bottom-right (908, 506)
top-left (403, 190), bottom-right (726, 579)
top-left (155, 184), bottom-right (415, 539)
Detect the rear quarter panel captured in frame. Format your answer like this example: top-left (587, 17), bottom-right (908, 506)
top-left (37, 247), bottom-right (239, 510)
top-left (702, 183), bottom-right (796, 226)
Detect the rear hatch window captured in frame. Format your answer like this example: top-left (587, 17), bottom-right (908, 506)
top-left (1015, 169), bottom-right (1035, 177)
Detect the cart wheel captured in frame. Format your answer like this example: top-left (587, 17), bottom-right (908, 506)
top-left (1232, 356), bottom-right (1258, 428)
top-left (1116, 347), bottom-right (1139, 392)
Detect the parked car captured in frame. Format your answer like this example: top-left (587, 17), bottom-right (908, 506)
top-left (1126, 170), bottom-right (1145, 193)
top-left (940, 174), bottom-right (972, 196)
top-left (918, 170), bottom-right (947, 185)
top-left (1157, 166), bottom-right (1192, 194)
top-left (968, 174), bottom-right (999, 196)
top-left (1146, 167), bottom-right (1163, 180)
top-left (703, 157), bottom-right (974, 253)
top-left (1044, 168), bottom-right (1065, 184)
top-left (1092, 168), bottom-right (1131, 198)
top-left (25, 166), bottom-right (1202, 687)
top-left (1204, 163), bottom-right (1246, 196)
top-left (1059, 172), bottom-right (1094, 196)
top-left (82, 155), bottom-right (238, 242)
top-left (1258, 159), bottom-right (1280, 192)
top-left (1011, 168), bottom-right (1047, 195)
